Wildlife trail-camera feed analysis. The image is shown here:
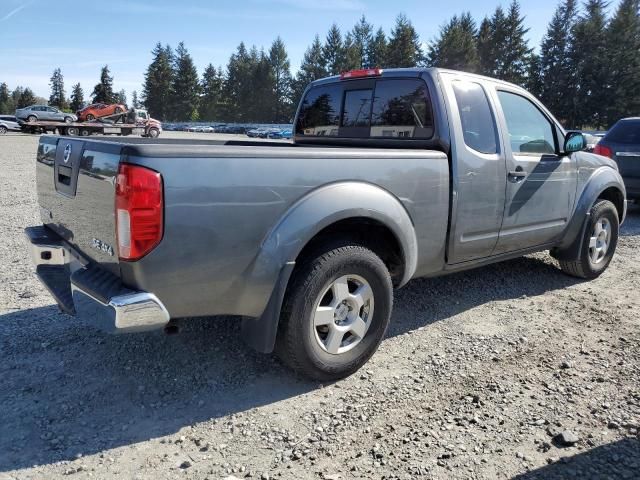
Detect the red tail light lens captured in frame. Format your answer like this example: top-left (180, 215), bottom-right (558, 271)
top-left (594, 143), bottom-right (613, 158)
top-left (340, 68), bottom-right (383, 80)
top-left (115, 164), bottom-right (163, 261)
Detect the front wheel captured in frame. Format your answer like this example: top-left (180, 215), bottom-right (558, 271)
top-left (146, 128), bottom-right (159, 138)
top-left (86, 114), bottom-right (95, 121)
top-left (0, 125), bottom-right (7, 134)
top-left (276, 242), bottom-right (393, 381)
top-left (559, 199), bottom-right (619, 279)
top-left (27, 115), bottom-right (37, 123)
top-left (64, 116), bottom-right (73, 123)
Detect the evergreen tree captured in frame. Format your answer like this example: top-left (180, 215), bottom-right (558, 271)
top-left (131, 90), bottom-right (140, 108)
top-left (251, 48), bottom-right (275, 122)
top-left (427, 13), bottom-right (479, 72)
top-left (91, 65), bottom-right (115, 104)
top-left (539, 0), bottom-right (578, 125)
top-left (199, 64), bottom-right (223, 120)
top-left (18, 87), bottom-right (36, 108)
top-left (342, 32), bottom-right (363, 71)
top-left (569, 0), bottom-right (609, 128)
top-left (387, 14), bottom-right (423, 68)
top-left (323, 24), bottom-right (345, 76)
top-left (477, 16), bottom-right (497, 76)
top-left (269, 37), bottom-right (293, 123)
top-left (496, 1), bottom-right (531, 85)
top-left (222, 42), bottom-right (252, 121)
top-left (48, 68), bottom-right (67, 109)
top-left (604, 0), bottom-right (640, 126)
top-left (351, 15), bottom-right (373, 67)
top-left (170, 42), bottom-right (200, 121)
top-left (11, 87), bottom-right (23, 109)
top-left (0, 82), bottom-right (10, 114)
top-left (367, 27), bottom-right (388, 68)
top-left (526, 53), bottom-right (544, 98)
top-left (69, 83), bottom-right (84, 112)
top-left (116, 89), bottom-right (127, 106)
top-left (292, 35), bottom-right (327, 104)
top-left (142, 43), bottom-right (174, 120)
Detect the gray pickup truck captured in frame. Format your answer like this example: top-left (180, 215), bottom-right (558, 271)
top-left (26, 68), bottom-right (627, 380)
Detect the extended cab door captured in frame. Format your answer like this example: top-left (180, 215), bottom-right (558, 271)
top-left (492, 88), bottom-right (577, 254)
top-left (442, 75), bottom-right (507, 263)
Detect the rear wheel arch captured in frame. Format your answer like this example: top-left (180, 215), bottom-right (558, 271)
top-left (240, 182), bottom-right (418, 354)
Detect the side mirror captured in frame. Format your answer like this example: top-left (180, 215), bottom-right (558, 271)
top-left (564, 131), bottom-right (586, 154)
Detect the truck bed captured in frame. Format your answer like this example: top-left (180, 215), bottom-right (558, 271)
top-left (36, 135), bottom-right (450, 320)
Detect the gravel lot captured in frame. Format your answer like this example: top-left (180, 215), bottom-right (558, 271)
top-left (0, 132), bottom-right (638, 480)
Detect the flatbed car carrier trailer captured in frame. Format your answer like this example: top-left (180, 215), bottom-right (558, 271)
top-left (19, 108), bottom-right (161, 138)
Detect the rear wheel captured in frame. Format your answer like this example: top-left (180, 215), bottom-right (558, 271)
top-left (27, 115), bottom-right (37, 123)
top-left (64, 116), bottom-right (73, 123)
top-left (66, 126), bottom-right (79, 136)
top-left (80, 128), bottom-right (90, 136)
top-left (559, 199), bottom-right (619, 279)
top-left (86, 114), bottom-right (95, 121)
top-left (276, 242), bottom-right (393, 381)
top-left (0, 125), bottom-right (7, 134)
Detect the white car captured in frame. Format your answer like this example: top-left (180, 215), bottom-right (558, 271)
top-left (0, 115), bottom-right (21, 134)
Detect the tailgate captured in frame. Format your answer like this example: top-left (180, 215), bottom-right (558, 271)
top-left (36, 136), bottom-right (121, 275)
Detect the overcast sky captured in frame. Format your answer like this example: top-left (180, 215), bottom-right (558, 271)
top-left (0, 0), bottom-right (621, 100)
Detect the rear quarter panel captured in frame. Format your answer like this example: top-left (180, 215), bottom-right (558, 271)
top-left (121, 147), bottom-right (450, 318)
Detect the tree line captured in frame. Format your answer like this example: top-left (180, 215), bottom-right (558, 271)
top-left (1, 0), bottom-right (638, 128)
top-left (0, 65), bottom-right (136, 115)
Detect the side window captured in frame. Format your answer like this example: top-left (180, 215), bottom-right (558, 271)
top-left (371, 79), bottom-right (433, 139)
top-left (295, 84), bottom-right (342, 136)
top-left (341, 89), bottom-right (373, 127)
top-left (497, 91), bottom-right (556, 155)
top-left (452, 81), bottom-right (497, 154)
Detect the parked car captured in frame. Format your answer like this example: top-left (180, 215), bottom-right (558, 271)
top-left (15, 105), bottom-right (76, 123)
top-left (593, 117), bottom-right (640, 200)
top-left (246, 127), bottom-right (267, 137)
top-left (268, 129), bottom-right (293, 139)
top-left (0, 115), bottom-right (21, 134)
top-left (25, 67), bottom-right (627, 381)
top-left (76, 103), bottom-right (126, 122)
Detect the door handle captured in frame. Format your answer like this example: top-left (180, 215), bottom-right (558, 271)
top-left (508, 168), bottom-right (527, 182)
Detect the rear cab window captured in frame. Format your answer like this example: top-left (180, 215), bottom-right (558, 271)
top-left (451, 81), bottom-right (497, 154)
top-left (296, 77), bottom-right (434, 140)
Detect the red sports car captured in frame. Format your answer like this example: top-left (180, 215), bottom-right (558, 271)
top-left (77, 103), bottom-right (126, 121)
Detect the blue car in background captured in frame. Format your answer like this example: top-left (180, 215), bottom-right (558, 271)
top-left (268, 129), bottom-right (293, 139)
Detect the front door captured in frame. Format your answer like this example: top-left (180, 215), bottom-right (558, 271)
top-left (493, 89), bottom-right (577, 255)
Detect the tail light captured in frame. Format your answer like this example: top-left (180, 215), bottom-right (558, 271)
top-left (115, 164), bottom-right (163, 261)
top-left (594, 143), bottom-right (613, 158)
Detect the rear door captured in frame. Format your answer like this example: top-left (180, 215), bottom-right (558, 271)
top-left (492, 88), bottom-right (577, 254)
top-left (442, 75), bottom-right (507, 263)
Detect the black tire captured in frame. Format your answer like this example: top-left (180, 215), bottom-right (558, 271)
top-left (275, 242), bottom-right (393, 381)
top-left (0, 125), bottom-right (7, 134)
top-left (147, 128), bottom-right (159, 138)
top-left (114, 107), bottom-right (123, 114)
top-left (559, 199), bottom-right (619, 279)
top-left (27, 115), bottom-right (37, 123)
top-left (86, 114), bottom-right (95, 121)
top-left (80, 128), bottom-right (90, 137)
top-left (66, 126), bottom-right (79, 136)
top-left (64, 116), bottom-right (73, 123)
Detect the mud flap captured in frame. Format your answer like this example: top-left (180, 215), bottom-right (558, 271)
top-left (240, 262), bottom-right (295, 353)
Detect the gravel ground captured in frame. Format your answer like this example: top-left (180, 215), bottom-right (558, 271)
top-left (0, 132), bottom-right (638, 480)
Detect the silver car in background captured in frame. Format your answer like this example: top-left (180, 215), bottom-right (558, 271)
top-left (15, 105), bottom-right (76, 123)
top-left (0, 115), bottom-right (22, 134)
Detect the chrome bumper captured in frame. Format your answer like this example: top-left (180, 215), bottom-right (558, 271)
top-left (25, 226), bottom-right (170, 333)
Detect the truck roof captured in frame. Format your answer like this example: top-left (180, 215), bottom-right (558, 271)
top-left (309, 67), bottom-right (526, 92)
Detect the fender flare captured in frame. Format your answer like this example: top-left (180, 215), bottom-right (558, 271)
top-left (241, 181), bottom-right (418, 353)
top-left (553, 167), bottom-right (625, 261)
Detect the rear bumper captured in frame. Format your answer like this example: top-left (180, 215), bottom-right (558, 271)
top-left (25, 226), bottom-right (170, 333)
